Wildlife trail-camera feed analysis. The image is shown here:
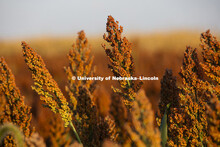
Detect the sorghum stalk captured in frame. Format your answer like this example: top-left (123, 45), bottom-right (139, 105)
top-left (70, 122), bottom-right (81, 144)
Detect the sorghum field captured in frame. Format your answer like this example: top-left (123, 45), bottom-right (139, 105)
top-left (0, 16), bottom-right (220, 147)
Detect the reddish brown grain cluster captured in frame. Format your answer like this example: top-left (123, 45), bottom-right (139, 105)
top-left (110, 94), bottom-right (129, 144)
top-left (45, 114), bottom-right (71, 147)
top-left (156, 69), bottom-right (179, 126)
top-left (126, 89), bottom-right (161, 146)
top-left (65, 31), bottom-right (115, 146)
top-left (103, 16), bottom-right (142, 109)
top-left (0, 57), bottom-right (32, 146)
top-left (103, 16), bottom-right (161, 146)
top-left (65, 30), bottom-right (95, 108)
top-left (72, 87), bottom-right (114, 146)
top-left (110, 89), bottom-right (161, 146)
top-left (200, 30), bottom-right (220, 84)
top-left (64, 30), bottom-right (95, 111)
top-left (200, 30), bottom-right (220, 145)
top-left (174, 47), bottom-right (207, 146)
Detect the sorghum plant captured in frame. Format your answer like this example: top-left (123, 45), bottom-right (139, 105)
top-left (64, 30), bottom-right (95, 110)
top-left (110, 93), bottom-right (129, 144)
top-left (65, 31), bottom-right (114, 146)
top-left (22, 41), bottom-right (72, 127)
top-left (206, 93), bottom-right (220, 145)
top-left (158, 47), bottom-right (208, 146)
top-left (125, 89), bottom-right (161, 147)
top-left (0, 57), bottom-right (33, 146)
top-left (177, 47), bottom-right (207, 146)
top-left (156, 69), bottom-right (179, 127)
top-left (110, 89), bottom-right (161, 146)
top-left (156, 69), bottom-right (181, 146)
top-left (72, 86), bottom-right (114, 146)
top-left (35, 109), bottom-right (71, 147)
top-left (102, 16), bottom-right (142, 109)
top-left (64, 30), bottom-right (95, 113)
top-left (21, 42), bottom-right (81, 143)
top-left (200, 30), bottom-right (220, 85)
top-left (45, 114), bottom-right (71, 147)
top-left (200, 30), bottom-right (220, 145)
top-left (103, 16), bottom-right (160, 146)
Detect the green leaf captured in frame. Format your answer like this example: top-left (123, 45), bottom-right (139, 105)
top-left (160, 103), bottom-right (170, 147)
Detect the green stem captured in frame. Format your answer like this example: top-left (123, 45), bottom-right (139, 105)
top-left (70, 121), bottom-right (82, 144)
top-left (160, 103), bottom-right (170, 147)
top-left (127, 79), bottom-right (131, 87)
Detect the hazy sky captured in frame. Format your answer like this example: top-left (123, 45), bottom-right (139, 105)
top-left (0, 0), bottom-right (219, 39)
